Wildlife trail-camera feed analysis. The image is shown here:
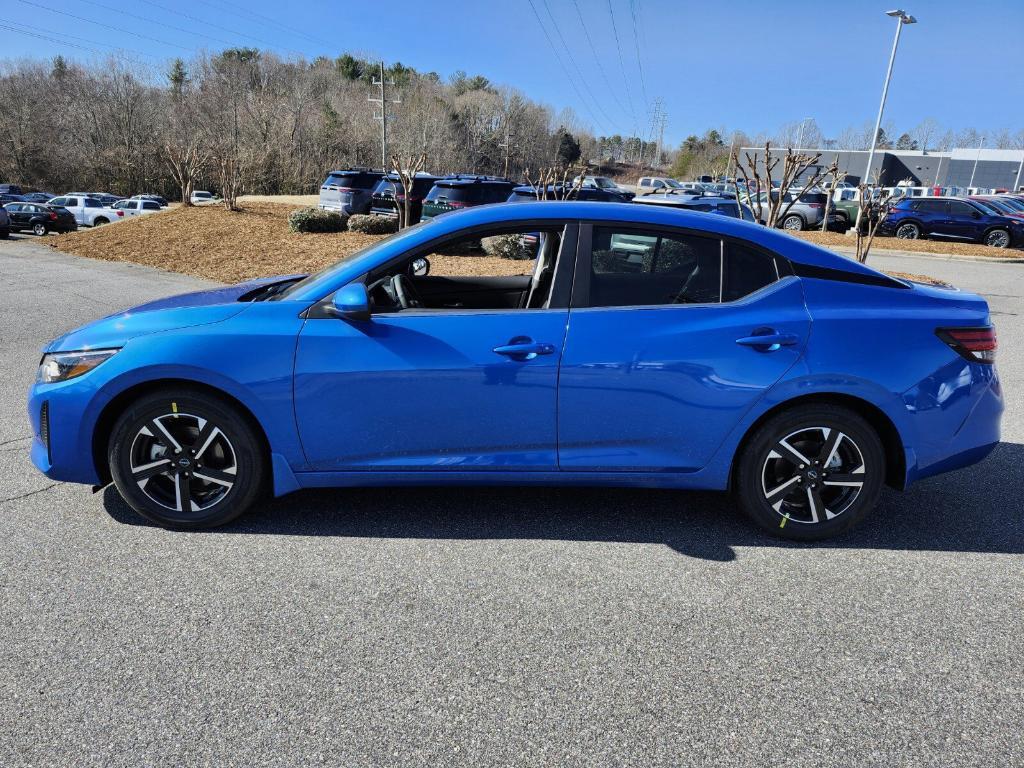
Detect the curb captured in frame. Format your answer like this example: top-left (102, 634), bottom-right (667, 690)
top-left (826, 244), bottom-right (1024, 265)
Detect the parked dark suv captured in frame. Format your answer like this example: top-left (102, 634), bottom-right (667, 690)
top-left (369, 173), bottom-right (441, 224)
top-left (420, 176), bottom-right (516, 220)
top-left (318, 168), bottom-right (384, 215)
top-left (881, 197), bottom-right (1024, 248)
top-left (2, 202), bottom-right (78, 235)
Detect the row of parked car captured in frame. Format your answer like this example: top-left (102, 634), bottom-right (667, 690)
top-left (0, 183), bottom-right (186, 237)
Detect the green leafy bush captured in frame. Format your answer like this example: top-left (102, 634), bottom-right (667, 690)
top-left (348, 214), bottom-right (398, 235)
top-left (288, 207), bottom-right (347, 233)
top-left (481, 233), bottom-right (534, 260)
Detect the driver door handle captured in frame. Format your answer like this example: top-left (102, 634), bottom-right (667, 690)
top-left (735, 329), bottom-right (800, 352)
top-left (493, 337), bottom-right (556, 361)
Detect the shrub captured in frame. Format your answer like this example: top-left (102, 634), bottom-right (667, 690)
top-left (348, 214), bottom-right (398, 235)
top-left (481, 233), bottom-right (534, 260)
top-left (288, 207), bottom-right (347, 233)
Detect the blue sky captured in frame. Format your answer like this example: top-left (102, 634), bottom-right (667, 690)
top-left (3, 0), bottom-right (1022, 146)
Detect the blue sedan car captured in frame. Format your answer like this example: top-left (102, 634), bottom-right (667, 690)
top-left (28, 202), bottom-right (1002, 540)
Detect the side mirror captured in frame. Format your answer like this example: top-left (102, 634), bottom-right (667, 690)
top-left (409, 256), bottom-right (430, 277)
top-left (328, 282), bottom-right (371, 321)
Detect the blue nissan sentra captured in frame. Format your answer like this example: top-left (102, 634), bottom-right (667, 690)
top-left (28, 202), bottom-right (1002, 540)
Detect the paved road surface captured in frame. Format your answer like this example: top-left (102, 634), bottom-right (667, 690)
top-left (1, 238), bottom-right (1021, 767)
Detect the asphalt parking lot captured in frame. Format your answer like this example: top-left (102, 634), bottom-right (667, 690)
top-left (1, 238), bottom-right (1022, 767)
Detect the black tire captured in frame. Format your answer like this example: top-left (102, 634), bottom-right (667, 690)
top-left (0, 229), bottom-right (8, 239)
top-left (983, 228), bottom-right (1010, 248)
top-left (108, 388), bottom-right (267, 529)
top-left (782, 214), bottom-right (804, 231)
top-left (32, 222), bottom-right (47, 236)
top-left (734, 405), bottom-right (885, 541)
top-left (93, 217), bottom-right (109, 226)
top-left (895, 222), bottom-right (920, 240)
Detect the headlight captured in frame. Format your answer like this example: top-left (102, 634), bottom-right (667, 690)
top-left (38, 349), bottom-right (119, 383)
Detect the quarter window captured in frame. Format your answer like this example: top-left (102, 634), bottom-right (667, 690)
top-left (723, 243), bottom-right (779, 302)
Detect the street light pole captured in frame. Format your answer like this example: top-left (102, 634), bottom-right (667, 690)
top-left (968, 135), bottom-right (985, 188)
top-left (854, 10), bottom-right (916, 233)
top-left (796, 116), bottom-right (812, 149)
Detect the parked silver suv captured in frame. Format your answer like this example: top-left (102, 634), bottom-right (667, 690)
top-left (748, 190), bottom-right (838, 231)
top-left (318, 169), bottom-right (385, 215)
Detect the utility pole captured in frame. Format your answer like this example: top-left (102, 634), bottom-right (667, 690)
top-left (499, 121), bottom-right (514, 179)
top-left (640, 98), bottom-right (662, 173)
top-left (369, 61), bottom-right (400, 171)
top-left (655, 107), bottom-right (667, 171)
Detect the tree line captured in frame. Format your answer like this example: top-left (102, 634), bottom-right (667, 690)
top-left (0, 50), bottom-right (615, 208)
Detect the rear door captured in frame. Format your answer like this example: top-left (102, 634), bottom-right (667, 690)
top-left (557, 224), bottom-right (809, 472)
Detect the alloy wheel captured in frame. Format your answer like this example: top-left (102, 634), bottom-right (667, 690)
top-left (128, 412), bottom-right (237, 514)
top-left (760, 427), bottom-right (865, 525)
top-left (985, 229), bottom-right (1010, 248)
top-left (895, 223), bottom-right (919, 239)
top-left (33, 223), bottom-right (46, 236)
top-left (783, 215), bottom-right (803, 231)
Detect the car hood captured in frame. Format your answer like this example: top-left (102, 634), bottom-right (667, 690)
top-left (45, 274), bottom-right (301, 352)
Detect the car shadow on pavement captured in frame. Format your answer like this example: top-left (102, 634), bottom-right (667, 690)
top-left (103, 442), bottom-right (1024, 562)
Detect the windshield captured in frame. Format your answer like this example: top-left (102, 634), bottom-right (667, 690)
top-left (276, 218), bottom-right (437, 300)
top-left (593, 177), bottom-right (617, 189)
top-left (663, 179), bottom-right (684, 188)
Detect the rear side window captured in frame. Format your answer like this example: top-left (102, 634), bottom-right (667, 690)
top-left (588, 227), bottom-right (722, 307)
top-left (325, 172), bottom-right (378, 189)
top-left (723, 243), bottom-right (779, 302)
top-left (949, 201), bottom-right (976, 216)
top-left (916, 199), bottom-right (946, 214)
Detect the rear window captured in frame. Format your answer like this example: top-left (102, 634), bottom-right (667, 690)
top-left (798, 193), bottom-right (828, 205)
top-left (426, 183), bottom-right (484, 204)
top-left (372, 178), bottom-right (402, 196)
top-left (324, 172), bottom-right (379, 190)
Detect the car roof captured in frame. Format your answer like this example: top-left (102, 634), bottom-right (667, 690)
top-left (433, 176), bottom-right (513, 187)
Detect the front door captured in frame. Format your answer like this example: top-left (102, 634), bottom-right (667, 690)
top-left (292, 225), bottom-right (575, 471)
top-left (557, 225), bottom-right (810, 472)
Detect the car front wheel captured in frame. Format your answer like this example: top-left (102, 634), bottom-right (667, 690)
top-left (734, 405), bottom-right (885, 540)
top-left (108, 389), bottom-right (267, 529)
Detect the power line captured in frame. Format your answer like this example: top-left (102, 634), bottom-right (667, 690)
top-left (209, 0), bottom-right (337, 51)
top-left (526, 0), bottom-right (607, 134)
top-left (628, 0), bottom-right (649, 116)
top-left (1, 19), bottom-right (158, 60)
top-left (571, 0), bottom-right (631, 122)
top-left (15, 0), bottom-right (192, 52)
top-left (76, 0), bottom-right (237, 49)
top-left (0, 22), bottom-right (104, 56)
top-left (606, 0), bottom-right (639, 138)
top-left (138, 0), bottom-right (291, 52)
top-left (540, 0), bottom-right (617, 132)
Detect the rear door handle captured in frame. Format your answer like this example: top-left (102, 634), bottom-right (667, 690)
top-left (736, 329), bottom-right (800, 352)
top-left (493, 336), bottom-right (556, 361)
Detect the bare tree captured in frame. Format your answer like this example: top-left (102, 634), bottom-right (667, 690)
top-left (819, 159), bottom-right (844, 232)
top-left (390, 152), bottom-right (427, 229)
top-left (853, 183), bottom-right (891, 263)
top-left (522, 164), bottom-right (586, 200)
top-left (733, 143), bottom-right (827, 228)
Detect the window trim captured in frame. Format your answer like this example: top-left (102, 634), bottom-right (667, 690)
top-left (572, 221), bottom-right (788, 310)
top-left (307, 220), bottom-right (581, 319)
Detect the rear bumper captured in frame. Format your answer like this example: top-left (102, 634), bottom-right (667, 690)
top-left (902, 359), bottom-right (1003, 484)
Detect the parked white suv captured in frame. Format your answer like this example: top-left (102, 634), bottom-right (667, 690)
top-left (47, 195), bottom-right (117, 227)
top-left (190, 190), bottom-right (217, 205)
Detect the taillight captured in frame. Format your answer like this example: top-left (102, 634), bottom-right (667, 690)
top-left (937, 327), bottom-right (997, 363)
top-left (116, 211), bottom-right (124, 217)
top-left (807, 203), bottom-right (823, 209)
top-left (888, 206), bottom-right (898, 214)
top-left (49, 212), bottom-right (58, 220)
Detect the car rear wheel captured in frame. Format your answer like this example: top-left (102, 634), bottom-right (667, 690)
top-left (895, 222), bottom-right (920, 240)
top-left (108, 389), bottom-right (267, 529)
top-left (32, 222), bottom-right (47, 236)
top-left (93, 217), bottom-right (109, 226)
top-left (782, 214), bottom-right (804, 231)
top-left (984, 228), bottom-right (1010, 248)
top-left (734, 405), bottom-right (885, 541)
